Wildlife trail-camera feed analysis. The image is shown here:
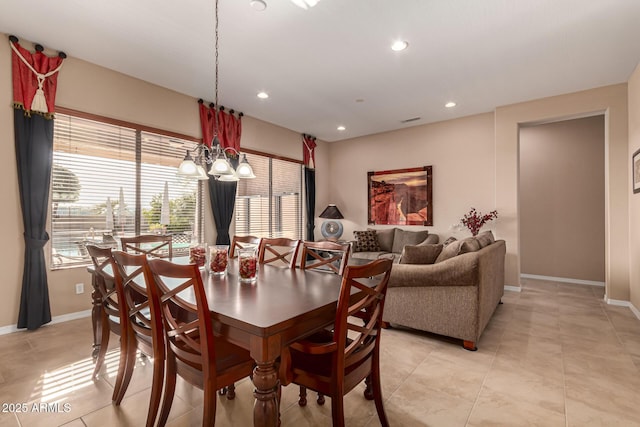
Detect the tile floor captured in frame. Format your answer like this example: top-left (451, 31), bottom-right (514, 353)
top-left (1, 278), bottom-right (640, 426)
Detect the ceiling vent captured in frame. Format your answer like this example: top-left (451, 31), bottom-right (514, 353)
top-left (400, 117), bottom-right (421, 124)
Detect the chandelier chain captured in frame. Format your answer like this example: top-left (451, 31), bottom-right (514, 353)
top-left (214, 0), bottom-right (219, 138)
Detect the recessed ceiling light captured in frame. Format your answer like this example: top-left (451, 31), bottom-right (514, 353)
top-left (337, 126), bottom-right (346, 131)
top-left (391, 40), bottom-right (409, 51)
top-left (250, 0), bottom-right (267, 11)
top-left (291, 0), bottom-right (319, 9)
top-left (445, 101), bottom-right (456, 108)
top-left (257, 92), bottom-right (269, 99)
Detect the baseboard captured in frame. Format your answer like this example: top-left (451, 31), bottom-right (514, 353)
top-left (604, 296), bottom-right (640, 321)
top-left (521, 273), bottom-right (605, 287)
top-left (504, 285), bottom-right (522, 292)
top-left (0, 309), bottom-right (92, 336)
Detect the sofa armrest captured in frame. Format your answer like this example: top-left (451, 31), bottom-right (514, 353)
top-left (389, 253), bottom-right (479, 288)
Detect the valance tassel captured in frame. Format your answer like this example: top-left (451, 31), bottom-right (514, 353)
top-left (31, 86), bottom-right (48, 113)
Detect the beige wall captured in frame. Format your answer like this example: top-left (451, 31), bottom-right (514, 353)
top-left (519, 116), bottom-right (605, 282)
top-left (495, 84), bottom-right (629, 297)
top-left (629, 64), bottom-right (640, 310)
top-left (0, 35), bottom-right (319, 329)
top-left (325, 113), bottom-right (496, 243)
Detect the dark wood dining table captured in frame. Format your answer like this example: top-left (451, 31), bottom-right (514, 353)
top-left (89, 256), bottom-right (364, 427)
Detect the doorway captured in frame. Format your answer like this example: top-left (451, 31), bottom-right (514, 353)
top-left (519, 115), bottom-right (605, 285)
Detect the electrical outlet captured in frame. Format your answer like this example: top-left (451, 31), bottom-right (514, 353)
top-left (75, 283), bottom-right (84, 294)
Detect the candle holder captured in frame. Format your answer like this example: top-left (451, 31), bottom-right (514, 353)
top-left (207, 245), bottom-right (229, 275)
top-left (238, 247), bottom-right (258, 283)
top-left (189, 242), bottom-right (207, 268)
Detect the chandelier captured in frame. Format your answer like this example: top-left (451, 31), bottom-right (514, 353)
top-left (178, 0), bottom-right (255, 182)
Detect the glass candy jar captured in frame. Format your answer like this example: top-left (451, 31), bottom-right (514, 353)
top-left (238, 247), bottom-right (258, 283)
top-left (207, 245), bottom-right (229, 275)
top-left (189, 242), bottom-right (207, 268)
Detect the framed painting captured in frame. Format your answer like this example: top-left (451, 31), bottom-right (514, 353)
top-left (634, 148), bottom-right (640, 194)
top-left (367, 166), bottom-right (432, 226)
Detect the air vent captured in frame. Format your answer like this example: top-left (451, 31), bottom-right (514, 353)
top-left (400, 117), bottom-right (421, 123)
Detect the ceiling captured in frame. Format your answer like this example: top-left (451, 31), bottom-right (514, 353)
top-left (1, 0), bottom-right (640, 142)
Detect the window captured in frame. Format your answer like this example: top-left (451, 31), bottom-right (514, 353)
top-left (51, 112), bottom-right (204, 268)
top-left (235, 153), bottom-right (303, 239)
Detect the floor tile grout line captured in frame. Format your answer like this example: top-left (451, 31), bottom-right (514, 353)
top-left (463, 294), bottom-right (515, 427)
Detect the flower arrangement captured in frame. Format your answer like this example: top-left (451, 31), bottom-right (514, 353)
top-left (460, 207), bottom-right (498, 236)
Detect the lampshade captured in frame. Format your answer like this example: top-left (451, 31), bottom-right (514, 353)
top-left (319, 204), bottom-right (344, 219)
top-left (236, 153), bottom-right (256, 178)
top-left (177, 150), bottom-right (198, 176)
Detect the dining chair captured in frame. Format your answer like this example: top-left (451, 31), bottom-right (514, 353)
top-left (111, 251), bottom-right (164, 427)
top-left (280, 258), bottom-right (393, 427)
top-left (229, 235), bottom-right (261, 258)
top-left (300, 240), bottom-right (351, 275)
top-left (121, 234), bottom-right (173, 259)
top-left (86, 246), bottom-right (122, 387)
top-left (144, 258), bottom-right (255, 427)
top-left (258, 237), bottom-right (301, 268)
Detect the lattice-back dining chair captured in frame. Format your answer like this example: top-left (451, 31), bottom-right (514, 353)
top-left (280, 258), bottom-right (393, 427)
top-left (121, 234), bottom-right (173, 259)
top-left (144, 258), bottom-right (255, 426)
top-left (111, 251), bottom-right (164, 427)
top-left (86, 245), bottom-right (121, 385)
top-left (258, 237), bottom-right (301, 268)
top-left (300, 240), bottom-right (351, 275)
top-left (229, 235), bottom-right (261, 258)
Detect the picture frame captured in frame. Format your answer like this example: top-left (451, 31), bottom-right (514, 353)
top-left (634, 148), bottom-right (640, 194)
top-left (367, 166), bottom-right (433, 226)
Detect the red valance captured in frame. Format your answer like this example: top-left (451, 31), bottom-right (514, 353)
top-left (10, 40), bottom-right (64, 118)
top-left (198, 101), bottom-right (242, 153)
top-left (302, 134), bottom-right (317, 168)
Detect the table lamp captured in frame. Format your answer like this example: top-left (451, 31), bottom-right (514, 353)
top-left (319, 204), bottom-right (344, 241)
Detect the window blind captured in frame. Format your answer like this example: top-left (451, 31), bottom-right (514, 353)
top-left (235, 154), bottom-right (303, 239)
top-left (51, 113), bottom-right (203, 268)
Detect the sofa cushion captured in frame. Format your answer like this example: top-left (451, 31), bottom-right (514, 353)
top-left (392, 229), bottom-right (430, 254)
top-left (353, 230), bottom-right (380, 252)
top-left (435, 239), bottom-right (464, 263)
top-left (417, 234), bottom-right (439, 245)
top-left (476, 230), bottom-right (495, 248)
top-left (369, 227), bottom-right (396, 252)
top-left (351, 251), bottom-right (401, 263)
top-left (459, 237), bottom-right (481, 254)
top-left (442, 236), bottom-right (457, 247)
top-left (399, 244), bottom-right (443, 265)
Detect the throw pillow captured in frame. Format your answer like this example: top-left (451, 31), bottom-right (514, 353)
top-left (400, 244), bottom-right (443, 265)
top-left (369, 227), bottom-right (396, 252)
top-left (353, 230), bottom-right (380, 252)
top-left (435, 239), bottom-right (463, 263)
top-left (417, 234), bottom-right (439, 245)
top-left (459, 237), bottom-right (481, 254)
top-left (442, 236), bottom-right (457, 247)
top-left (476, 230), bottom-right (495, 248)
top-left (392, 229), bottom-right (430, 254)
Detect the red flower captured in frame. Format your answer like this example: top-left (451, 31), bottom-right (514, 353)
top-left (460, 208), bottom-right (498, 236)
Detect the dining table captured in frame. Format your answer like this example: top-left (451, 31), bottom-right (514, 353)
top-left (88, 255), bottom-right (368, 427)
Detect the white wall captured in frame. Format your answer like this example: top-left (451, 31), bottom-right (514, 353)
top-left (325, 113), bottom-right (496, 242)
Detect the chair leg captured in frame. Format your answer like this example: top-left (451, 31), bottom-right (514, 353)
top-left (157, 352), bottom-right (177, 427)
top-left (112, 333), bottom-right (137, 404)
top-left (330, 393), bottom-right (345, 427)
top-left (92, 313), bottom-right (111, 380)
top-left (316, 392), bottom-right (325, 405)
top-left (298, 386), bottom-right (307, 406)
top-left (364, 375), bottom-right (374, 400)
top-left (202, 381), bottom-right (217, 427)
top-left (226, 383), bottom-right (236, 400)
top-left (371, 364), bottom-right (389, 427)
top-left (145, 352), bottom-right (165, 427)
